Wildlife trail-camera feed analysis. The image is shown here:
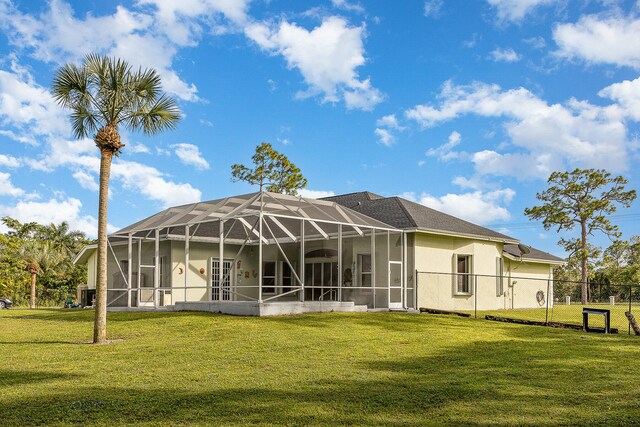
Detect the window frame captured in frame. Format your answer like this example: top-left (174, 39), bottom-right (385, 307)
top-left (357, 253), bottom-right (372, 290)
top-left (496, 257), bottom-right (504, 296)
top-left (280, 261), bottom-right (294, 294)
top-left (454, 254), bottom-right (473, 296)
top-left (262, 260), bottom-right (277, 294)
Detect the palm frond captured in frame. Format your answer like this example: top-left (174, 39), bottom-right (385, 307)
top-left (124, 94), bottom-right (181, 135)
top-left (54, 53), bottom-right (181, 142)
top-left (130, 67), bottom-right (162, 102)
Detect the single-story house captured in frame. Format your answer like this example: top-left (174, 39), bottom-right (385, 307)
top-left (73, 191), bottom-right (563, 315)
top-left (322, 192), bottom-right (563, 312)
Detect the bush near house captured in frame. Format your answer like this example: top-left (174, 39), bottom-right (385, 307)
top-left (1, 309), bottom-right (640, 426)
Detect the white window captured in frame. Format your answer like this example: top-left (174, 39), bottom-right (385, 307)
top-left (455, 255), bottom-right (472, 295)
top-left (496, 257), bottom-right (504, 296)
top-left (263, 261), bottom-right (277, 294)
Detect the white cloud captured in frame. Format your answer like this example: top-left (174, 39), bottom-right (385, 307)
top-left (405, 80), bottom-right (631, 177)
top-left (463, 33), bottom-right (480, 48)
top-left (375, 114), bottom-right (404, 146)
top-left (376, 114), bottom-right (402, 129)
top-left (0, 172), bottom-right (25, 197)
top-left (0, 154), bottom-right (20, 168)
top-left (426, 131), bottom-right (464, 161)
top-left (171, 143), bottom-right (210, 170)
top-left (0, 0), bottom-right (202, 101)
top-left (72, 170), bottom-right (100, 192)
top-left (487, 0), bottom-right (558, 22)
top-left (471, 150), bottom-right (561, 180)
top-left (332, 0), bottom-right (365, 14)
top-left (0, 62), bottom-right (69, 140)
top-left (424, 0), bottom-right (444, 17)
top-left (0, 129), bottom-right (37, 145)
top-left (137, 0), bottom-right (251, 45)
top-left (246, 16), bottom-right (384, 110)
top-left (128, 143), bottom-right (151, 154)
top-left (553, 14), bottom-right (640, 69)
top-left (111, 160), bottom-right (202, 208)
top-left (374, 128), bottom-right (395, 147)
top-left (599, 76), bottom-right (640, 120)
top-left (0, 57), bottom-right (203, 209)
top-left (298, 189), bottom-right (335, 199)
top-left (452, 175), bottom-right (483, 190)
top-left (0, 196), bottom-right (115, 238)
top-left (490, 47), bottom-right (521, 62)
top-left (523, 36), bottom-right (546, 49)
top-left (34, 137), bottom-right (202, 208)
top-left (400, 188), bottom-right (515, 224)
top-left (1, 1), bottom-right (152, 63)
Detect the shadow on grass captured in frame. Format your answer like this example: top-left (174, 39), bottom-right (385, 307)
top-left (2, 325), bottom-right (638, 426)
top-left (2, 309), bottom-right (196, 323)
top-left (0, 370), bottom-right (79, 388)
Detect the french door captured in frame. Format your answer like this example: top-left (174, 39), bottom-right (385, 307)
top-left (211, 259), bottom-right (233, 301)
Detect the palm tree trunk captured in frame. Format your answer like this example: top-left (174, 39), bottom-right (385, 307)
top-left (94, 149), bottom-right (113, 344)
top-left (30, 273), bottom-right (37, 309)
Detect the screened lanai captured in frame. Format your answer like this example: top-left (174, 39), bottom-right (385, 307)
top-left (101, 192), bottom-right (408, 315)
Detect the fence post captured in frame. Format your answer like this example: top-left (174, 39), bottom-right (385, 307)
top-left (629, 285), bottom-right (633, 336)
top-left (474, 274), bottom-right (478, 319)
top-left (545, 279), bottom-right (551, 324)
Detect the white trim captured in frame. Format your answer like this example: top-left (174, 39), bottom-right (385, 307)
top-left (408, 228), bottom-right (519, 244)
top-left (502, 252), bottom-right (564, 265)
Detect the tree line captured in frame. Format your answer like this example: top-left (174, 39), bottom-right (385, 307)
top-left (526, 168), bottom-right (638, 303)
top-left (0, 218), bottom-right (90, 307)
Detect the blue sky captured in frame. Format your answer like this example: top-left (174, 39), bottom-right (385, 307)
top-left (0, 0), bottom-right (639, 256)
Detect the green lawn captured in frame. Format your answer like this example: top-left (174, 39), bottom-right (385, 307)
top-left (1, 309), bottom-right (639, 426)
top-left (476, 304), bottom-right (638, 333)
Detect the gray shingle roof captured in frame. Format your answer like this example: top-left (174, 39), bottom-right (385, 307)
top-left (322, 192), bottom-right (517, 242)
top-left (322, 191), bottom-right (384, 207)
top-left (503, 243), bottom-right (564, 263)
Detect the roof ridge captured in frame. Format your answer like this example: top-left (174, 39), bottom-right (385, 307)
top-left (322, 190), bottom-right (383, 200)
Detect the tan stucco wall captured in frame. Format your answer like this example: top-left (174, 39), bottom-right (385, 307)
top-left (86, 251), bottom-right (97, 289)
top-left (415, 233), bottom-right (502, 311)
top-left (505, 259), bottom-right (554, 309)
top-left (414, 233), bottom-right (554, 311)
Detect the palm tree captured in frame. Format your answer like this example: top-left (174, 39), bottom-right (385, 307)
top-left (19, 241), bottom-right (64, 309)
top-left (38, 222), bottom-right (88, 258)
top-left (52, 54), bottom-right (181, 344)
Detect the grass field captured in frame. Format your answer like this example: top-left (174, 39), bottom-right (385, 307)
top-left (1, 309), bottom-right (640, 426)
top-left (476, 304), bottom-right (638, 333)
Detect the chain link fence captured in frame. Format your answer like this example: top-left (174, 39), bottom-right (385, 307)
top-left (416, 271), bottom-right (640, 335)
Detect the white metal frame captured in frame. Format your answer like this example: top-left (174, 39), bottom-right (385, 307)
top-left (103, 192), bottom-right (406, 311)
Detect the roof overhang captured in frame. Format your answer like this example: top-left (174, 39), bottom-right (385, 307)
top-left (406, 227), bottom-right (520, 244)
top-left (73, 244), bottom-right (97, 265)
top-left (502, 251), bottom-right (565, 265)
